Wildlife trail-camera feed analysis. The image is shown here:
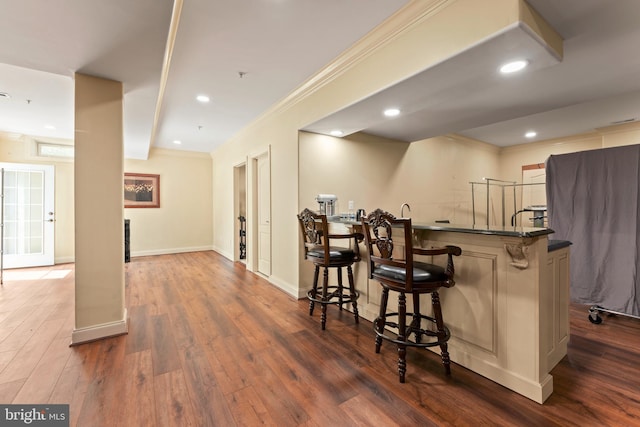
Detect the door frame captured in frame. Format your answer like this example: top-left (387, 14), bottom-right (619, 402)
top-left (247, 147), bottom-right (271, 276)
top-left (0, 162), bottom-right (55, 270)
top-left (233, 160), bottom-right (247, 263)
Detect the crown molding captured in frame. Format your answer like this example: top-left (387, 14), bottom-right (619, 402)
top-left (445, 133), bottom-right (501, 154)
top-left (595, 120), bottom-right (640, 135)
top-left (242, 0), bottom-right (453, 134)
top-left (499, 131), bottom-right (602, 154)
top-left (146, 146), bottom-right (212, 159)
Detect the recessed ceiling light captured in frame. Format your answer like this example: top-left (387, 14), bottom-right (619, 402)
top-left (525, 131), bottom-right (537, 138)
top-left (44, 125), bottom-right (56, 130)
top-left (500, 60), bottom-right (528, 74)
top-left (384, 108), bottom-right (400, 117)
top-left (173, 140), bottom-right (182, 145)
top-left (330, 130), bottom-right (343, 137)
top-left (0, 92), bottom-right (10, 99)
top-left (196, 95), bottom-right (210, 103)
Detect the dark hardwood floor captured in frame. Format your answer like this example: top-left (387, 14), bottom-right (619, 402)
top-left (0, 251), bottom-right (639, 426)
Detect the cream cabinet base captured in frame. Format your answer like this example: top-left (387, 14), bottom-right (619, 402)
top-left (418, 231), bottom-right (569, 404)
top-left (325, 222), bottom-right (570, 404)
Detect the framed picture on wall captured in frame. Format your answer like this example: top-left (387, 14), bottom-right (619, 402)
top-left (124, 173), bottom-right (160, 208)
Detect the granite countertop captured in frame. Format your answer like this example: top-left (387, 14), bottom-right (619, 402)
top-left (410, 222), bottom-right (554, 238)
top-left (327, 217), bottom-right (573, 251)
top-left (547, 239), bottom-right (572, 251)
top-left (328, 217), bottom-right (554, 238)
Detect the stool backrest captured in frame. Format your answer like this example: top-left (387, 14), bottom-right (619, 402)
top-left (362, 208), bottom-right (462, 292)
top-left (361, 208), bottom-right (415, 291)
top-left (297, 208), bottom-right (330, 264)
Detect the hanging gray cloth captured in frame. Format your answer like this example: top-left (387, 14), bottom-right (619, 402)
top-left (546, 145), bottom-right (640, 316)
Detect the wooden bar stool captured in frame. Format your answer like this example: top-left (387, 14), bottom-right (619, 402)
top-left (297, 208), bottom-right (362, 330)
top-left (361, 208), bottom-right (462, 382)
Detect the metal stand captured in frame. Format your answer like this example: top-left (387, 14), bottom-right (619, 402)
top-left (469, 178), bottom-right (546, 227)
top-left (588, 305), bottom-right (640, 324)
top-left (470, 178), bottom-right (516, 227)
top-left (238, 216), bottom-right (246, 260)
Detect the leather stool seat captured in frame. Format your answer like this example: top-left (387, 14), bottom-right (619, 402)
top-left (374, 262), bottom-right (448, 284)
top-left (306, 246), bottom-right (356, 261)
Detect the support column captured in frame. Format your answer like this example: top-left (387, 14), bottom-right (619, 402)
top-left (71, 73), bottom-right (127, 345)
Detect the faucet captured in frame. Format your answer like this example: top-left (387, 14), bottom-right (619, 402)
top-left (400, 203), bottom-right (411, 217)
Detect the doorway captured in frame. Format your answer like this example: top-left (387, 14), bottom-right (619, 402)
top-left (521, 163), bottom-right (547, 227)
top-left (233, 162), bottom-right (247, 263)
top-left (522, 164), bottom-right (546, 208)
top-left (1, 163), bottom-right (55, 269)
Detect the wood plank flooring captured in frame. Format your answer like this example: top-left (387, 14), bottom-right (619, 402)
top-left (0, 251), bottom-right (639, 426)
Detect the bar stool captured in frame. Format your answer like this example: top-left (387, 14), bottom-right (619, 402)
top-left (297, 208), bottom-right (362, 330)
top-left (361, 208), bottom-right (462, 382)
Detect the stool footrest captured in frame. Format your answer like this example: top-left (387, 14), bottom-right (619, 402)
top-left (307, 286), bottom-right (359, 304)
top-left (374, 312), bottom-right (450, 348)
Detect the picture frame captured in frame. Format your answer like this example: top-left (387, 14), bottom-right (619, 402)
top-left (124, 173), bottom-right (160, 208)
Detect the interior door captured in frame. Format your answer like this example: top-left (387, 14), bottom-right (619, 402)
top-left (522, 165), bottom-right (547, 227)
top-left (522, 168), bottom-right (546, 207)
top-left (256, 152), bottom-right (271, 276)
top-left (1, 163), bottom-right (55, 268)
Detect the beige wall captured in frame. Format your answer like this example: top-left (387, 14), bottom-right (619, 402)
top-left (500, 122), bottom-right (640, 183)
top-left (125, 148), bottom-right (213, 256)
top-left (298, 131), bottom-right (502, 298)
top-left (299, 131), bottom-right (500, 224)
top-left (600, 122), bottom-right (640, 148)
top-left (391, 135), bottom-right (500, 224)
top-left (499, 122), bottom-right (640, 216)
top-left (0, 134), bottom-right (213, 265)
top-left (0, 133), bottom-right (75, 263)
top-left (296, 123), bottom-right (640, 298)
top-left (299, 132), bottom-right (409, 217)
top-left (499, 133), bottom-right (603, 183)
top-left (301, 123), bottom-right (640, 234)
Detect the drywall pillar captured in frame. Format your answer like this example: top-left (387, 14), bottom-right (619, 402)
top-left (71, 73), bottom-right (127, 344)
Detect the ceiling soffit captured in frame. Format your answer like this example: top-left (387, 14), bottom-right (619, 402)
top-left (301, 0), bottom-right (563, 143)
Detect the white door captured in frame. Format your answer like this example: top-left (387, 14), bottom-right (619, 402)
top-left (1, 163), bottom-right (55, 268)
top-left (256, 152), bottom-right (271, 276)
top-left (522, 166), bottom-right (547, 227)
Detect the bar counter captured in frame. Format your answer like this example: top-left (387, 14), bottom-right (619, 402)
top-left (326, 217), bottom-right (570, 404)
top-left (330, 217), bottom-right (554, 237)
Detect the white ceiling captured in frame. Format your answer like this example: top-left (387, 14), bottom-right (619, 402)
top-left (0, 0), bottom-right (408, 159)
top-left (1, 0), bottom-right (640, 158)
top-left (460, 0), bottom-right (640, 146)
top-left (306, 0), bottom-right (640, 146)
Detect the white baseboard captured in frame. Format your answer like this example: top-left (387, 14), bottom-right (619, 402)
top-left (267, 274), bottom-right (300, 299)
top-left (131, 245), bottom-right (214, 258)
top-left (212, 245), bottom-right (234, 261)
top-left (55, 246), bottom-right (216, 265)
top-left (55, 256), bottom-right (75, 264)
top-left (71, 309), bottom-right (129, 346)
top-left (207, 249), bottom-right (301, 299)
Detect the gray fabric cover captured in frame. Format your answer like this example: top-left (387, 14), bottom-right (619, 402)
top-left (546, 145), bottom-right (640, 316)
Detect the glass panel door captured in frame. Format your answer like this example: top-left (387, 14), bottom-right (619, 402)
top-left (1, 163), bottom-right (55, 268)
